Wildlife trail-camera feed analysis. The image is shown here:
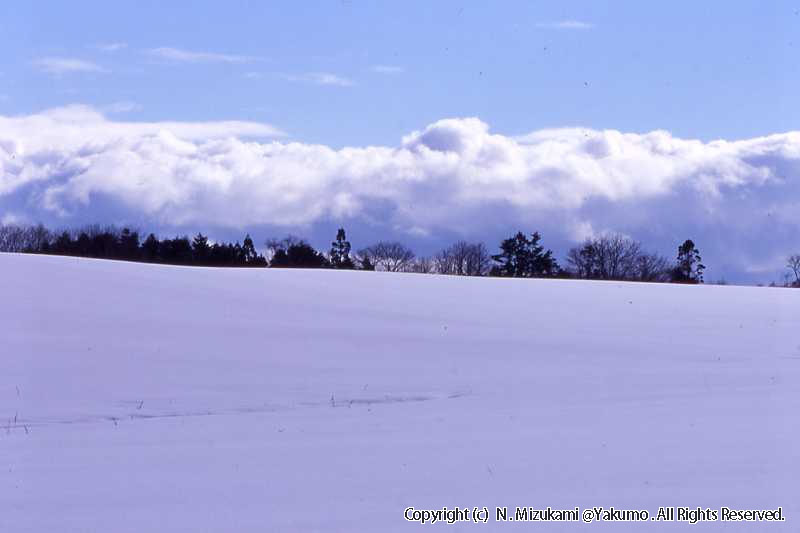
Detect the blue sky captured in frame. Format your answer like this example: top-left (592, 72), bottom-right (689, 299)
top-left (4, 1), bottom-right (799, 145)
top-left (1, 1), bottom-right (800, 283)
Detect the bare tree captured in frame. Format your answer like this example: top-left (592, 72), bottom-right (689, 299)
top-left (634, 252), bottom-right (672, 282)
top-left (358, 241), bottom-right (415, 272)
top-left (28, 223), bottom-right (52, 252)
top-left (409, 256), bottom-right (436, 274)
top-left (0, 224), bottom-right (52, 253)
top-left (0, 225), bottom-right (26, 252)
top-left (567, 234), bottom-right (670, 282)
top-left (435, 241), bottom-right (491, 276)
top-left (787, 254), bottom-right (800, 287)
top-left (567, 234), bottom-right (639, 280)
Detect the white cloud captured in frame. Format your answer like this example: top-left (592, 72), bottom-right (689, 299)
top-left (147, 47), bottom-right (258, 64)
top-left (1, 108), bottom-right (799, 279)
top-left (372, 65), bottom-right (404, 74)
top-left (97, 42), bottom-right (127, 52)
top-left (34, 57), bottom-right (107, 75)
top-left (281, 72), bottom-right (355, 87)
top-left (536, 20), bottom-right (594, 30)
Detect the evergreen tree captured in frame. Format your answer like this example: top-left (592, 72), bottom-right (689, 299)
top-left (161, 236), bottom-right (192, 264)
top-left (75, 232), bottom-right (91, 256)
top-left (329, 228), bottom-right (354, 269)
top-left (192, 233), bottom-right (211, 264)
top-left (242, 234), bottom-right (258, 263)
top-left (233, 242), bottom-right (244, 263)
top-left (671, 239), bottom-right (705, 284)
top-left (241, 234), bottom-right (267, 266)
top-left (0, 223), bottom-right (270, 268)
top-left (53, 231), bottom-right (74, 255)
top-left (119, 228), bottom-right (141, 260)
top-left (269, 240), bottom-right (329, 268)
top-left (142, 233), bottom-right (160, 261)
top-left (89, 231), bottom-right (117, 258)
top-left (490, 231), bottom-right (558, 277)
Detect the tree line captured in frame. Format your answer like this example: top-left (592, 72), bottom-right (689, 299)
top-left (0, 224), bottom-right (266, 267)
top-left (1, 221), bottom-right (797, 286)
top-left (262, 229), bottom-right (708, 284)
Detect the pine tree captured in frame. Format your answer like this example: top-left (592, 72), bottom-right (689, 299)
top-left (119, 228), bottom-right (141, 260)
top-left (242, 234), bottom-right (259, 264)
top-left (53, 231), bottom-right (74, 255)
top-left (142, 233), bottom-right (160, 261)
top-left (490, 231), bottom-right (558, 277)
top-left (268, 239), bottom-right (329, 268)
top-left (329, 228), bottom-right (354, 269)
top-left (672, 239), bottom-right (705, 284)
top-left (192, 233), bottom-right (211, 264)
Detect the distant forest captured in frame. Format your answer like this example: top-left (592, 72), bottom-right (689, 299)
top-left (1, 222), bottom-right (798, 287)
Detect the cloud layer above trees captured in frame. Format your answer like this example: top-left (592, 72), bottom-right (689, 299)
top-left (1, 105), bottom-right (799, 280)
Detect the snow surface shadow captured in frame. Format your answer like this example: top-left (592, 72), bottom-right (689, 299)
top-left (4, 390), bottom-right (472, 433)
top-left (328, 391), bottom-right (468, 407)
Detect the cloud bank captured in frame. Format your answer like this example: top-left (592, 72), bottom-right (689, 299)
top-left (1, 106), bottom-right (799, 281)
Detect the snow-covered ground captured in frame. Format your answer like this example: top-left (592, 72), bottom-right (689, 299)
top-left (2, 253), bottom-right (798, 532)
